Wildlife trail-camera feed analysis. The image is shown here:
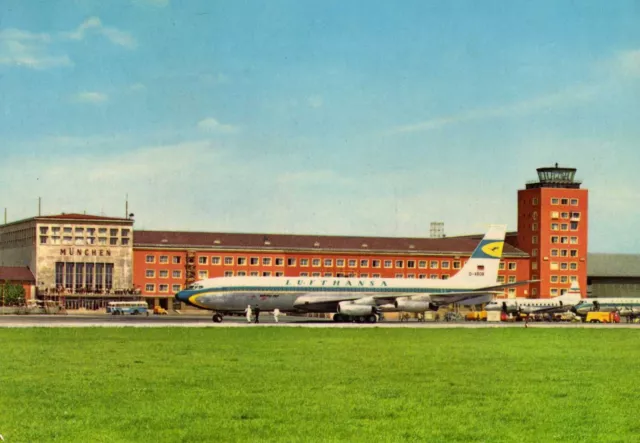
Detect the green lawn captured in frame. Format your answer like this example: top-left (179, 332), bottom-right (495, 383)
top-left (0, 328), bottom-right (638, 442)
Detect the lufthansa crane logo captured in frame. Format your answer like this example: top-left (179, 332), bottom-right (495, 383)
top-left (481, 241), bottom-right (504, 258)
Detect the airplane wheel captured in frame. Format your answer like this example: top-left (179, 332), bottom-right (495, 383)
top-left (356, 316), bottom-right (365, 323)
top-left (333, 314), bottom-right (343, 322)
top-left (366, 315), bottom-right (377, 323)
top-left (212, 314), bottom-right (223, 323)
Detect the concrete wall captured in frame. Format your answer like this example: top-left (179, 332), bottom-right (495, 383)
top-left (0, 220), bottom-right (37, 271)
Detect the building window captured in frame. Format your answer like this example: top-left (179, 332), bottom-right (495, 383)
top-left (225, 257), bottom-right (234, 265)
top-left (336, 259), bottom-right (345, 267)
top-left (145, 255), bottom-right (155, 263)
top-left (441, 261), bottom-right (450, 269)
top-left (418, 260), bottom-right (427, 269)
top-left (324, 259), bottom-right (333, 267)
top-left (172, 270), bottom-right (181, 278)
top-left (532, 236), bottom-right (538, 244)
top-left (560, 263), bottom-right (568, 270)
top-left (453, 261), bottom-right (461, 270)
top-left (251, 271), bottom-right (259, 276)
top-left (40, 236), bottom-right (48, 244)
top-left (406, 260), bottom-right (415, 269)
top-left (532, 198), bottom-right (539, 205)
top-left (262, 257), bottom-right (272, 266)
top-left (508, 263), bottom-right (517, 271)
top-left (570, 237), bottom-right (578, 244)
top-left (299, 272), bottom-right (308, 277)
top-left (570, 276), bottom-right (578, 282)
top-left (395, 260), bottom-right (404, 268)
top-left (441, 275), bottom-right (449, 280)
top-left (157, 255), bottom-right (167, 264)
top-left (312, 272), bottom-right (321, 277)
top-left (224, 271), bottom-right (233, 277)
top-left (324, 272), bottom-right (333, 277)
top-left (560, 224), bottom-right (568, 231)
top-left (300, 258), bottom-right (309, 267)
top-left (550, 275), bottom-right (558, 283)
top-left (384, 260), bottom-right (392, 268)
top-left (532, 223), bottom-right (538, 231)
top-left (560, 250), bottom-right (568, 257)
top-left (250, 257), bottom-right (259, 265)
top-left (551, 249), bottom-right (558, 257)
top-left (395, 273), bottom-right (403, 278)
top-left (551, 223), bottom-right (559, 231)
top-left (532, 249), bottom-right (538, 257)
top-left (312, 258), bottom-right (321, 267)
top-left (372, 260), bottom-right (381, 268)
top-left (159, 270), bottom-right (169, 278)
top-left (570, 263), bottom-right (578, 270)
top-left (275, 258), bottom-right (284, 266)
top-left (570, 222), bottom-right (578, 230)
top-left (76, 263), bottom-right (84, 289)
top-left (499, 262), bottom-right (505, 270)
top-left (560, 276), bottom-right (568, 283)
top-left (348, 259), bottom-right (357, 267)
top-left (561, 212), bottom-right (569, 219)
top-left (287, 258), bottom-right (296, 266)
top-left (430, 275), bottom-right (438, 279)
top-left (109, 237), bottom-right (117, 246)
top-left (407, 274), bottom-right (415, 279)
top-left (571, 212), bottom-right (581, 219)
top-left (497, 276), bottom-right (505, 283)
top-left (172, 284), bottom-right (181, 292)
top-left (211, 257), bottom-right (221, 265)
top-left (430, 261), bottom-right (438, 269)
top-left (532, 262), bottom-right (538, 270)
top-left (551, 236), bottom-right (559, 244)
top-left (145, 284), bottom-right (155, 292)
top-left (110, 228), bottom-right (119, 236)
top-left (551, 198), bottom-right (559, 205)
top-left (508, 276), bottom-right (516, 283)
top-left (159, 284), bottom-right (169, 293)
top-left (360, 259), bottom-right (369, 268)
top-left (237, 271), bottom-right (247, 276)
top-left (373, 274), bottom-right (381, 278)
top-left (198, 257), bottom-right (207, 265)
top-left (95, 264), bottom-right (104, 291)
top-left (173, 256), bottom-right (181, 264)
top-left (198, 270), bottom-right (208, 279)
top-left (121, 229), bottom-right (129, 237)
top-left (236, 257), bottom-right (246, 266)
top-left (275, 272), bottom-right (284, 277)
top-left (122, 238), bottom-right (130, 246)
top-left (550, 262), bottom-right (559, 271)
top-left (64, 236), bottom-right (73, 245)
top-left (560, 198), bottom-right (568, 205)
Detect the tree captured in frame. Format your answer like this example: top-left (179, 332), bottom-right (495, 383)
top-left (1, 281), bottom-right (25, 306)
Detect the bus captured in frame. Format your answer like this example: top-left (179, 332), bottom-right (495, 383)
top-left (107, 301), bottom-right (149, 316)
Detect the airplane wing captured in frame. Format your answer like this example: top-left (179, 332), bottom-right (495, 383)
top-left (293, 290), bottom-right (503, 310)
top-left (479, 280), bottom-right (539, 291)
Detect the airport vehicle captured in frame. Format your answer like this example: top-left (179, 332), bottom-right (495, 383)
top-left (585, 311), bottom-right (620, 323)
top-left (175, 225), bottom-right (534, 323)
top-left (573, 298), bottom-right (640, 320)
top-left (485, 282), bottom-right (582, 316)
top-left (107, 301), bottom-right (149, 315)
top-left (153, 306), bottom-right (168, 315)
top-left (465, 311), bottom-right (487, 321)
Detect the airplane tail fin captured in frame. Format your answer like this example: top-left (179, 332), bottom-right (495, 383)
top-left (561, 281), bottom-right (582, 301)
top-left (449, 224), bottom-right (507, 288)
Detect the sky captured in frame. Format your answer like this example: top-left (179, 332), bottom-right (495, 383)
top-left (0, 1), bottom-right (639, 253)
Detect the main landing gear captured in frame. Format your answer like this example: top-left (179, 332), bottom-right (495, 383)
top-left (212, 313), bottom-right (223, 323)
top-left (333, 314), bottom-right (378, 323)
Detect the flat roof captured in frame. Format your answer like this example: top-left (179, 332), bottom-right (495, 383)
top-left (134, 230), bottom-right (529, 257)
top-left (2, 213), bottom-right (133, 228)
top-left (588, 253), bottom-right (640, 278)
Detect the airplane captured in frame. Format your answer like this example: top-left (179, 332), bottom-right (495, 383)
top-left (573, 298), bottom-right (640, 318)
top-left (175, 224), bottom-right (533, 323)
top-left (484, 282), bottom-right (582, 316)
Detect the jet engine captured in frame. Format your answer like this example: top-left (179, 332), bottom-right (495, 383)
top-left (337, 301), bottom-right (376, 316)
top-left (394, 299), bottom-right (438, 312)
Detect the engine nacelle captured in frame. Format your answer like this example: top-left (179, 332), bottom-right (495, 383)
top-left (394, 299), bottom-right (438, 312)
top-left (338, 301), bottom-right (375, 316)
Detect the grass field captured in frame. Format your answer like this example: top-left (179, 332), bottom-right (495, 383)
top-left (1, 328), bottom-right (639, 442)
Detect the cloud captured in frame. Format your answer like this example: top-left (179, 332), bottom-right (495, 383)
top-left (197, 117), bottom-right (239, 133)
top-left (64, 17), bottom-right (137, 49)
top-left (388, 85), bottom-right (598, 134)
top-left (129, 83), bottom-right (146, 92)
top-left (308, 95), bottom-right (324, 108)
top-left (0, 28), bottom-right (72, 69)
top-left (617, 49), bottom-right (640, 77)
top-left (72, 91), bottom-right (109, 104)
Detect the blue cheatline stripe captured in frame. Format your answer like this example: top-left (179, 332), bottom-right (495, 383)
top-left (186, 286), bottom-right (472, 295)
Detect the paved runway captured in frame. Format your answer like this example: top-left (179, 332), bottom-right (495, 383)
top-left (1, 314), bottom-right (640, 328)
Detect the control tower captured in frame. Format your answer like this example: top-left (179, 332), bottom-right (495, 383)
top-left (516, 164), bottom-right (588, 298)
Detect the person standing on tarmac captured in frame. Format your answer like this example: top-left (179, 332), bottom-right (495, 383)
top-left (254, 305), bottom-right (261, 324)
top-left (273, 308), bottom-right (280, 323)
top-left (245, 305), bottom-right (252, 323)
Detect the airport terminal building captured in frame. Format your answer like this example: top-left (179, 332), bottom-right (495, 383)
top-left (0, 165), bottom-right (604, 310)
